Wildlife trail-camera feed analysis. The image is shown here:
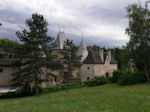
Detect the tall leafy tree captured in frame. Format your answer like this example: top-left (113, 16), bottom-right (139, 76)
top-left (13, 13), bottom-right (59, 95)
top-left (126, 1), bottom-right (150, 82)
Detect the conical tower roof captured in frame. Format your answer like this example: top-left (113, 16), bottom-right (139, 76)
top-left (76, 38), bottom-right (88, 62)
top-left (55, 31), bottom-right (67, 49)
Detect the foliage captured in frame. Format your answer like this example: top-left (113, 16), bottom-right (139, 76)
top-left (106, 77), bottom-right (113, 83)
top-left (126, 2), bottom-right (150, 82)
top-left (0, 82), bottom-right (84, 98)
top-left (87, 45), bottom-right (100, 51)
top-left (60, 39), bottom-right (81, 93)
top-left (119, 71), bottom-right (146, 85)
top-left (13, 13), bottom-right (60, 95)
top-left (42, 82), bottom-right (84, 93)
top-left (110, 47), bottom-right (123, 69)
top-left (84, 76), bottom-right (107, 87)
top-left (112, 70), bottom-right (123, 83)
top-left (0, 38), bottom-right (21, 59)
top-left (0, 84), bottom-right (32, 98)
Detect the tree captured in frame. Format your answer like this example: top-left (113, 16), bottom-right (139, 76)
top-left (126, 1), bottom-right (150, 82)
top-left (13, 13), bottom-right (59, 95)
top-left (61, 39), bottom-right (81, 93)
top-left (87, 45), bottom-right (100, 51)
top-left (0, 38), bottom-right (21, 59)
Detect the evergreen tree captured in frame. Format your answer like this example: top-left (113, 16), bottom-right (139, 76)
top-left (13, 13), bottom-right (60, 95)
top-left (61, 39), bottom-right (81, 93)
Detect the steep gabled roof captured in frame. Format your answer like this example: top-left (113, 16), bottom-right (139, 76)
top-left (83, 51), bottom-right (117, 64)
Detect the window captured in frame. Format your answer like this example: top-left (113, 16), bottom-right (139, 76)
top-left (0, 69), bottom-right (3, 72)
top-left (87, 67), bottom-right (90, 70)
top-left (99, 66), bottom-right (101, 70)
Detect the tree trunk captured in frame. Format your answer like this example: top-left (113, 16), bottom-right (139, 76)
top-left (145, 66), bottom-right (150, 83)
top-left (35, 73), bottom-right (39, 95)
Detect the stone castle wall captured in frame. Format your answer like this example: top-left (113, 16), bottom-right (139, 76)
top-left (0, 66), bottom-right (18, 86)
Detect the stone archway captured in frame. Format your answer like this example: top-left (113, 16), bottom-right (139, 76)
top-left (106, 72), bottom-right (109, 77)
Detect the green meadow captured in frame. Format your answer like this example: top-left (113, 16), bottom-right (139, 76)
top-left (0, 84), bottom-right (150, 112)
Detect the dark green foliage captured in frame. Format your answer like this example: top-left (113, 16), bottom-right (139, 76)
top-left (0, 38), bottom-right (21, 59)
top-left (119, 71), bottom-right (146, 85)
top-left (112, 70), bottom-right (146, 85)
top-left (61, 39), bottom-right (81, 93)
top-left (110, 47), bottom-right (124, 69)
top-left (21, 83), bottom-right (32, 96)
top-left (36, 82), bottom-right (84, 93)
top-left (13, 13), bottom-right (60, 95)
top-left (31, 85), bottom-right (43, 94)
top-left (84, 76), bottom-right (106, 87)
top-left (87, 45), bottom-right (100, 51)
top-left (0, 84), bottom-right (32, 98)
top-left (112, 70), bottom-right (123, 83)
top-left (106, 77), bottom-right (113, 83)
top-left (126, 2), bottom-right (150, 82)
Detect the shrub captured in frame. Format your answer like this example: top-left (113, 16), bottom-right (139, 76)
top-left (119, 71), bottom-right (146, 85)
top-left (0, 83), bottom-right (32, 98)
top-left (43, 82), bottom-right (84, 93)
top-left (106, 77), bottom-right (113, 83)
top-left (112, 70), bottom-right (123, 83)
top-left (32, 85), bottom-right (44, 94)
top-left (22, 83), bottom-right (32, 96)
top-left (84, 76), bottom-right (106, 87)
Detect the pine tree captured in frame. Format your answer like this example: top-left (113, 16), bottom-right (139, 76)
top-left (13, 13), bottom-right (60, 95)
top-left (61, 39), bottom-right (81, 93)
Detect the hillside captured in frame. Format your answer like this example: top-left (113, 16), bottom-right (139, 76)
top-left (0, 84), bottom-right (150, 112)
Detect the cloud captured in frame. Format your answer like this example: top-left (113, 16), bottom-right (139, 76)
top-left (0, 0), bottom-right (147, 47)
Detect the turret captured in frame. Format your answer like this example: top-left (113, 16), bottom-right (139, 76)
top-left (76, 38), bottom-right (88, 62)
top-left (55, 31), bottom-right (67, 49)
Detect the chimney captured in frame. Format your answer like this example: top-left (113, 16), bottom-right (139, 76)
top-left (108, 50), bottom-right (111, 62)
top-left (99, 49), bottom-right (104, 62)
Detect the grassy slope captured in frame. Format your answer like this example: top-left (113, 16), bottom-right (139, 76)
top-left (0, 84), bottom-right (150, 112)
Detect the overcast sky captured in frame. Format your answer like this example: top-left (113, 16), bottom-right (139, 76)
top-left (0, 0), bottom-right (147, 47)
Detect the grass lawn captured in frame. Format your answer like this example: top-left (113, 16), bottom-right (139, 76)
top-left (0, 84), bottom-right (150, 112)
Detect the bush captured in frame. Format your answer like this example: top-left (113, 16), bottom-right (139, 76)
top-left (112, 70), bottom-right (123, 83)
top-left (43, 82), bottom-right (84, 93)
top-left (84, 76), bottom-right (106, 87)
top-left (22, 83), bottom-right (32, 96)
top-left (32, 85), bottom-right (43, 94)
top-left (119, 71), bottom-right (146, 85)
top-left (106, 77), bottom-right (113, 83)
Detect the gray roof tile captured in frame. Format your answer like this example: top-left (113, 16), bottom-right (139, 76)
top-left (83, 51), bottom-right (117, 64)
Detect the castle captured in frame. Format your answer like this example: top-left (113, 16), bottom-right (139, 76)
top-left (0, 31), bottom-right (118, 87)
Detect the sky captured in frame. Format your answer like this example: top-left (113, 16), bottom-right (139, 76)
top-left (0, 0), bottom-right (147, 48)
